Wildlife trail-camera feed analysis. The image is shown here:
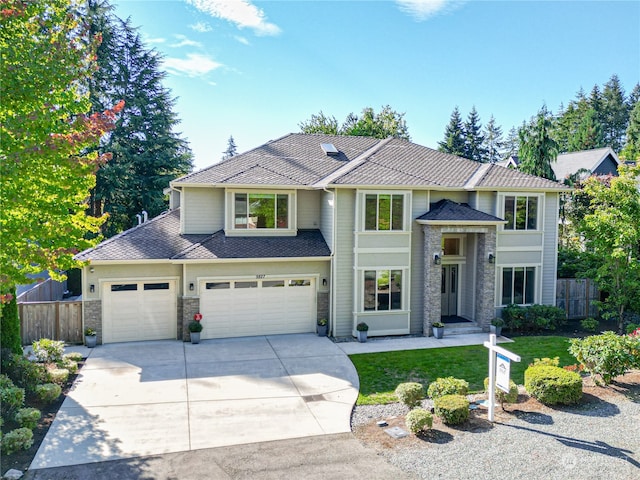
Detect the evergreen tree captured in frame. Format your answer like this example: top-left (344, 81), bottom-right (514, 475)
top-left (554, 94), bottom-right (590, 153)
top-left (628, 83), bottom-right (640, 108)
top-left (502, 126), bottom-right (520, 161)
top-left (569, 108), bottom-right (604, 151)
top-left (518, 106), bottom-right (559, 180)
top-left (463, 106), bottom-right (486, 162)
top-left (222, 135), bottom-right (237, 160)
top-left (621, 101), bottom-right (640, 161)
top-left (87, 0), bottom-right (193, 237)
top-left (483, 115), bottom-right (504, 163)
top-left (601, 74), bottom-right (629, 151)
top-left (438, 107), bottom-right (466, 156)
top-left (588, 84), bottom-right (604, 125)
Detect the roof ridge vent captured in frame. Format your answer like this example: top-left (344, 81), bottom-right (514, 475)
top-left (320, 143), bottom-right (339, 156)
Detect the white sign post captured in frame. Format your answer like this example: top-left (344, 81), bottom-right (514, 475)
top-left (484, 334), bottom-right (521, 422)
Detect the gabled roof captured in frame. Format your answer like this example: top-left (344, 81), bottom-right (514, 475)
top-left (553, 147), bottom-right (620, 181)
top-left (75, 209), bottom-right (330, 262)
top-left (173, 133), bottom-right (569, 191)
top-left (416, 199), bottom-right (505, 224)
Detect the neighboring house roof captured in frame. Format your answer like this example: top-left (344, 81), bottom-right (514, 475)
top-left (495, 155), bottom-right (519, 169)
top-left (552, 147), bottom-right (620, 181)
top-left (173, 133), bottom-right (568, 191)
top-left (75, 209), bottom-right (330, 262)
top-left (416, 199), bottom-right (506, 224)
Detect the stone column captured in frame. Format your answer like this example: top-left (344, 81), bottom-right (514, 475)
top-left (475, 228), bottom-right (497, 330)
top-left (181, 297), bottom-right (200, 341)
top-left (83, 299), bottom-right (102, 344)
top-left (423, 225), bottom-right (442, 336)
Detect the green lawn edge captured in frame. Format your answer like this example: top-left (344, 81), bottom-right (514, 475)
top-left (349, 336), bottom-right (575, 405)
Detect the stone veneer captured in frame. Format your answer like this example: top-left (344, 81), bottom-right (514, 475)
top-left (181, 296), bottom-right (201, 342)
top-left (83, 299), bottom-right (102, 345)
top-left (422, 224), bottom-right (497, 336)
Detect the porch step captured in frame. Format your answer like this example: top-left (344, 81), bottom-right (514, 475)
top-left (442, 323), bottom-right (484, 335)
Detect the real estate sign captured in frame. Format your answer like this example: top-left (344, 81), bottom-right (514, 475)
top-left (496, 353), bottom-right (511, 393)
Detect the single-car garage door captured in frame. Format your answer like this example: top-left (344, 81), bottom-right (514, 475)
top-left (199, 277), bottom-right (316, 339)
top-left (102, 280), bottom-right (176, 343)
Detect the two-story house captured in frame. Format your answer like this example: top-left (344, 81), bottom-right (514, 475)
top-left (77, 133), bottom-right (569, 344)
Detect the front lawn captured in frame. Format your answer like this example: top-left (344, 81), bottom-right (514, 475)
top-left (350, 336), bottom-right (575, 405)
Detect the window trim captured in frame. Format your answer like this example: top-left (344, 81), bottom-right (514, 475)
top-left (362, 268), bottom-right (405, 313)
top-left (226, 189), bottom-right (296, 235)
top-left (359, 191), bottom-right (408, 233)
top-left (499, 265), bottom-right (537, 306)
top-left (499, 193), bottom-right (543, 231)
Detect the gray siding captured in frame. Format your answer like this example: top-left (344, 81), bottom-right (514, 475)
top-left (333, 189), bottom-right (355, 337)
top-left (320, 190), bottom-right (334, 252)
top-left (541, 193), bottom-right (559, 305)
top-left (297, 190), bottom-right (321, 229)
top-left (410, 190), bottom-right (429, 334)
top-left (182, 187), bottom-right (224, 234)
top-left (593, 155), bottom-right (619, 176)
top-left (431, 191), bottom-right (468, 204)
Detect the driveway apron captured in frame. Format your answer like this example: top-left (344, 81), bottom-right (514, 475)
top-left (30, 334), bottom-right (359, 469)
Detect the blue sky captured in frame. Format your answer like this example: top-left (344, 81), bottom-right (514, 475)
top-left (113, 0), bottom-right (640, 170)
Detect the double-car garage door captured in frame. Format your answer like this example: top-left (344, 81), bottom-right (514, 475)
top-left (199, 277), bottom-right (316, 339)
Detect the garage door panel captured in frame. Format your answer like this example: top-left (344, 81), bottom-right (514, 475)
top-left (200, 278), bottom-right (316, 339)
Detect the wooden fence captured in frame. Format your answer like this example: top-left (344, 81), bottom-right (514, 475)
top-left (17, 278), bottom-right (67, 302)
top-left (556, 278), bottom-right (599, 319)
top-left (18, 301), bottom-right (83, 345)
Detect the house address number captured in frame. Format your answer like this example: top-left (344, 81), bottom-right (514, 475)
top-left (256, 274), bottom-right (266, 279)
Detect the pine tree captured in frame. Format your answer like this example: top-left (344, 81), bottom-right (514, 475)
top-left (601, 74), bottom-right (629, 151)
top-left (502, 126), bottom-right (520, 161)
top-left (463, 106), bottom-right (486, 162)
top-left (569, 108), bottom-right (604, 151)
top-left (588, 84), bottom-right (604, 125)
top-left (87, 0), bottom-right (193, 237)
top-left (438, 107), bottom-right (466, 156)
top-left (483, 115), bottom-right (504, 163)
top-left (628, 83), bottom-right (640, 108)
top-left (222, 135), bottom-right (237, 160)
top-left (621, 101), bottom-right (640, 161)
top-left (518, 106), bottom-right (559, 181)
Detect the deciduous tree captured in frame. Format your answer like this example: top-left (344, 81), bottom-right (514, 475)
top-left (299, 106), bottom-right (410, 140)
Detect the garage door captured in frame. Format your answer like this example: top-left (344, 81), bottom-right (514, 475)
top-left (199, 278), bottom-right (316, 339)
top-left (102, 281), bottom-right (176, 343)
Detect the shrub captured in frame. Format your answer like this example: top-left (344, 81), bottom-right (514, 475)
top-left (1, 353), bottom-right (48, 395)
top-left (484, 377), bottom-right (518, 406)
top-left (35, 383), bottom-right (62, 404)
top-left (394, 382), bottom-right (425, 408)
top-left (48, 368), bottom-right (69, 385)
top-left (63, 352), bottom-right (83, 362)
top-left (433, 394), bottom-right (469, 425)
top-left (61, 359), bottom-right (78, 375)
top-left (524, 365), bottom-right (582, 405)
top-left (626, 323), bottom-right (639, 335)
top-left (568, 332), bottom-right (639, 385)
top-left (405, 409), bottom-right (433, 434)
top-left (1, 428), bottom-right (34, 455)
top-left (0, 374), bottom-right (25, 421)
top-left (427, 377), bottom-right (469, 399)
top-left (502, 304), bottom-right (566, 333)
top-left (14, 407), bottom-right (41, 430)
top-left (530, 357), bottom-right (560, 367)
top-left (581, 318), bottom-right (599, 332)
top-left (32, 339), bottom-right (65, 364)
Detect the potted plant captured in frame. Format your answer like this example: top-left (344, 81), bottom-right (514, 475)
top-left (189, 313), bottom-right (203, 344)
top-left (84, 328), bottom-right (97, 348)
top-left (317, 318), bottom-right (328, 337)
top-left (432, 322), bottom-right (445, 339)
top-left (356, 322), bottom-right (369, 343)
top-left (490, 318), bottom-right (505, 336)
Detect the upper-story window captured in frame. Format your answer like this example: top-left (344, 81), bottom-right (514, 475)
top-left (365, 194), bottom-right (404, 231)
top-left (503, 195), bottom-right (538, 230)
top-left (234, 193), bottom-right (289, 229)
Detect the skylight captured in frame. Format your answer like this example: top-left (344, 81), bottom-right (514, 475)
top-left (320, 143), bottom-right (339, 156)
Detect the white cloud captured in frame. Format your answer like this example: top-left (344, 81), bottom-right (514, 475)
top-left (234, 35), bottom-right (250, 45)
top-left (185, 0), bottom-right (281, 36)
top-left (164, 53), bottom-right (223, 77)
top-left (170, 34), bottom-right (203, 48)
top-left (395, 0), bottom-right (466, 21)
top-left (145, 36), bottom-right (166, 44)
top-left (190, 21), bottom-right (212, 32)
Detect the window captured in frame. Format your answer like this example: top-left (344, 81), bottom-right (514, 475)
top-left (235, 281), bottom-right (257, 289)
top-left (206, 282), bottom-right (230, 290)
top-left (503, 195), bottom-right (538, 230)
top-left (111, 284), bottom-right (137, 292)
top-left (501, 267), bottom-right (535, 305)
top-left (364, 194), bottom-right (404, 231)
top-left (144, 283), bottom-right (169, 290)
top-left (442, 237), bottom-right (461, 256)
top-left (363, 270), bottom-right (402, 311)
top-left (234, 193), bottom-right (288, 229)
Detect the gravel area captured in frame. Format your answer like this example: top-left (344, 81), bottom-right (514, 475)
top-left (352, 387), bottom-right (640, 480)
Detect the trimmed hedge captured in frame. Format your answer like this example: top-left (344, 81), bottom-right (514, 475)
top-left (427, 377), bottom-right (469, 399)
top-left (15, 407), bottom-right (41, 430)
top-left (405, 408), bottom-right (433, 434)
top-left (524, 365), bottom-right (582, 405)
top-left (1, 427), bottom-right (33, 455)
top-left (0, 374), bottom-right (25, 421)
top-left (484, 377), bottom-right (518, 405)
top-left (35, 383), bottom-right (62, 404)
top-left (433, 394), bottom-right (469, 425)
top-left (395, 382), bottom-right (425, 408)
top-left (502, 304), bottom-right (566, 333)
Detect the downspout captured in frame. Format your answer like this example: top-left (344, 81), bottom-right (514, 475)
top-left (324, 186), bottom-right (337, 338)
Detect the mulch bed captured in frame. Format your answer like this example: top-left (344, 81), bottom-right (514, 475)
top-left (1, 361), bottom-right (83, 476)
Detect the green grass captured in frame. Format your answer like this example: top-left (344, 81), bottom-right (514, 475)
top-left (350, 336), bottom-right (576, 405)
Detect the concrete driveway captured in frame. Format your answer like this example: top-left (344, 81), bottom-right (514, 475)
top-left (31, 334), bottom-right (359, 470)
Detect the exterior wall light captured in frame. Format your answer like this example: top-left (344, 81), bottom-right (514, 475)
top-left (434, 254), bottom-right (441, 265)
top-left (488, 253), bottom-right (495, 264)
top-left (189, 283), bottom-right (195, 291)
top-left (89, 267), bottom-right (95, 273)
top-left (89, 284), bottom-right (95, 293)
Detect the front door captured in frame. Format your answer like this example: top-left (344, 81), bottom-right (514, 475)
top-left (441, 265), bottom-right (458, 317)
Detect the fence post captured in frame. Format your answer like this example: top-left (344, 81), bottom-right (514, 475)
top-left (55, 301), bottom-right (61, 340)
